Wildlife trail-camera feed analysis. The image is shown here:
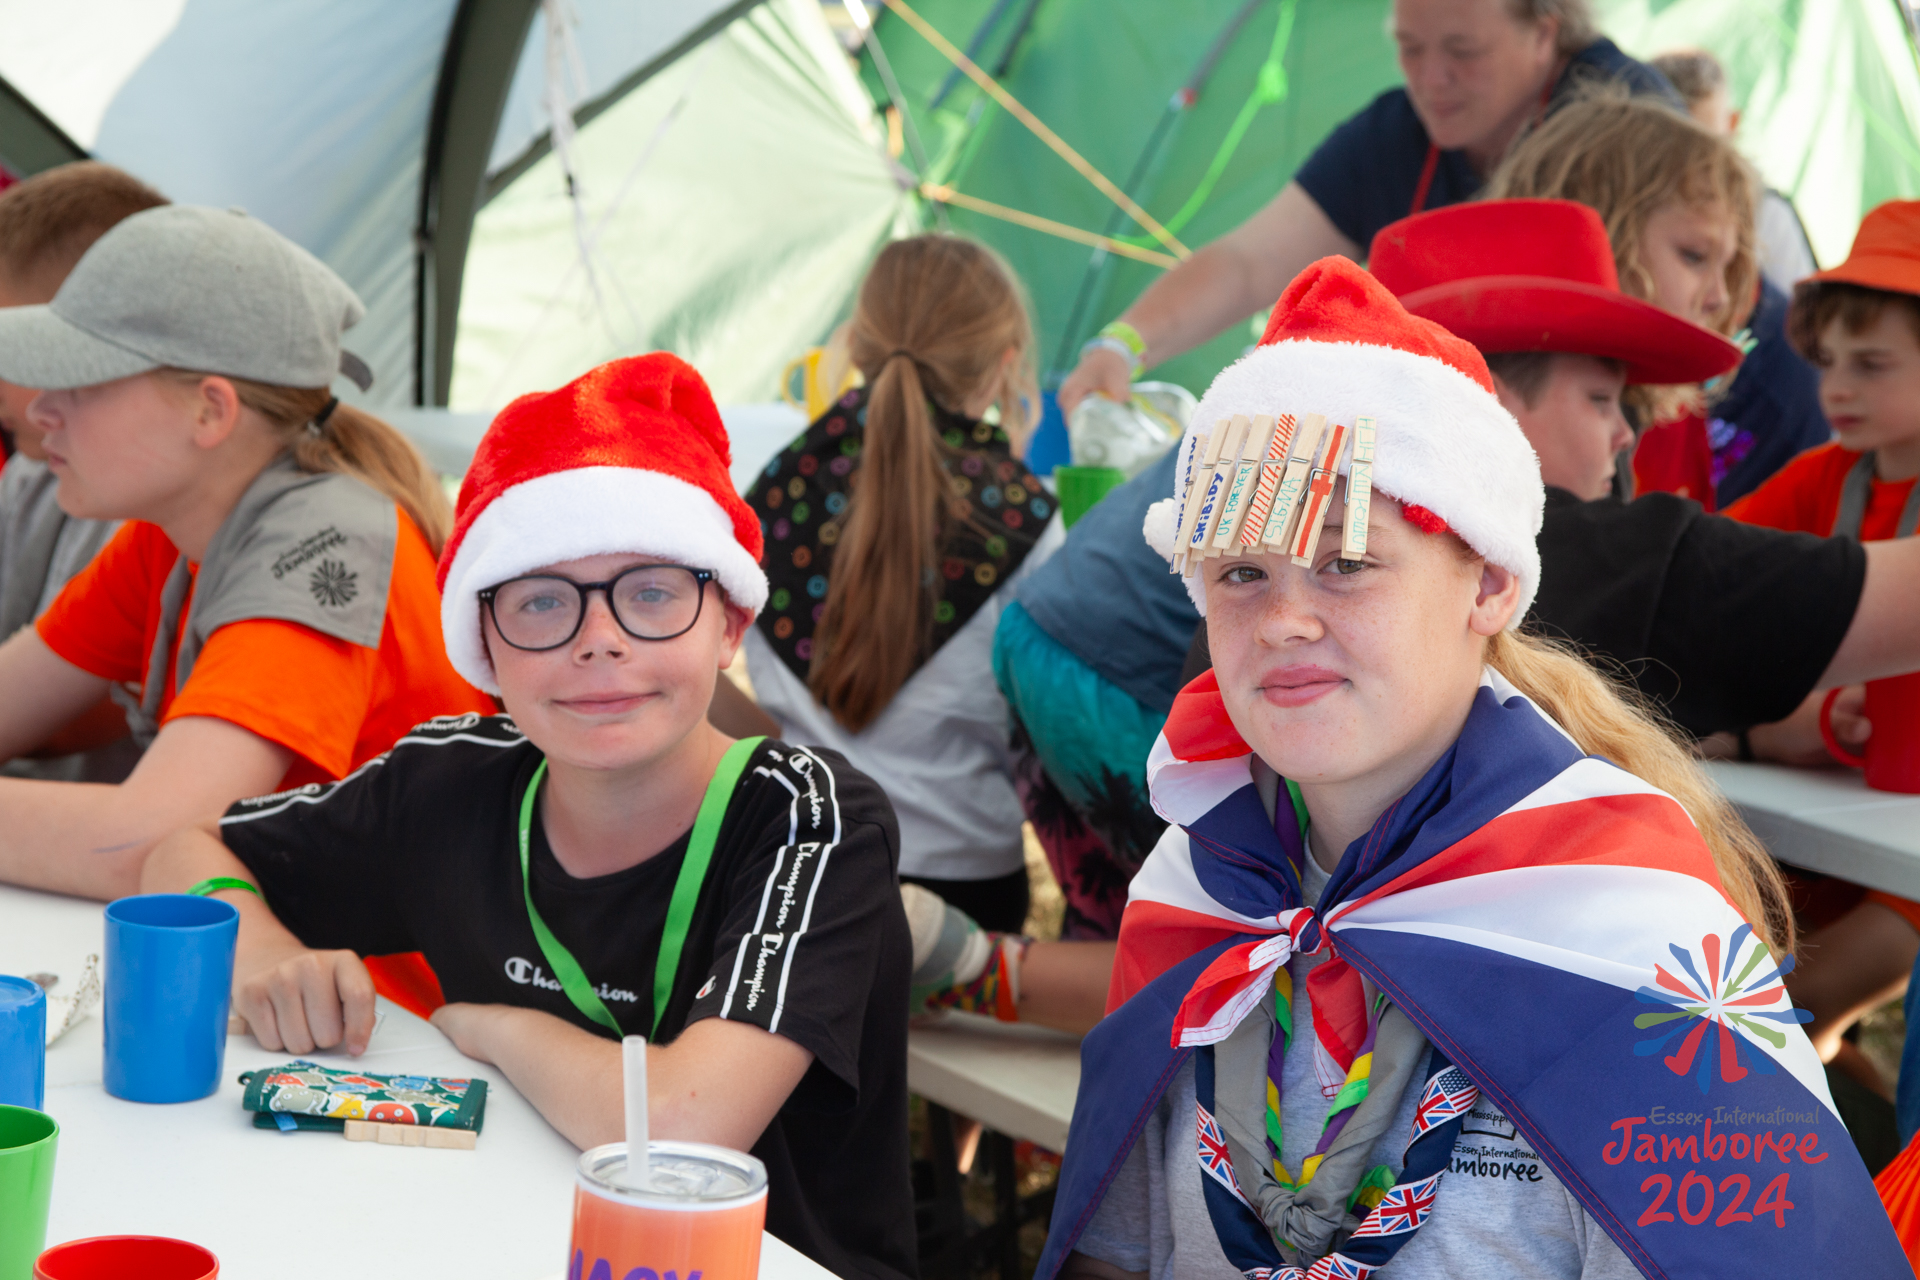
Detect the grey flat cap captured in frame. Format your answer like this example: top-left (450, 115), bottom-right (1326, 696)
top-left (0, 205), bottom-right (372, 392)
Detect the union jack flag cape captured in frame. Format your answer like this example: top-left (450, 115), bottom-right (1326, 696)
top-left (1036, 670), bottom-right (1906, 1279)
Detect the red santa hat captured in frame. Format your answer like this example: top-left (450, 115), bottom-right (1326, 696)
top-left (1143, 256), bottom-right (1542, 621)
top-left (437, 353), bottom-right (768, 693)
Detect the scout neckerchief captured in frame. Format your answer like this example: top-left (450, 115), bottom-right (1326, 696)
top-left (1038, 667), bottom-right (1899, 1280)
top-left (750, 383), bottom-right (1053, 685)
top-left (517, 736), bottom-right (763, 1037)
top-left (1194, 772), bottom-right (1462, 1274)
top-left (1258, 782), bottom-right (1399, 1210)
top-left (1832, 451), bottom-right (1920, 540)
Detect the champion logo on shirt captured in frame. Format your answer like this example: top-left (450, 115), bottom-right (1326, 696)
top-left (744, 932), bottom-right (785, 1012)
top-left (503, 956), bottom-right (638, 1003)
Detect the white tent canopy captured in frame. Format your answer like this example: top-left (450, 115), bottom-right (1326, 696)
top-left (0, 0), bottom-right (901, 417)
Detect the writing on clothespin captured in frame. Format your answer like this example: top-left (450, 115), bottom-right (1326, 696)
top-left (1184, 415), bottom-right (1248, 569)
top-left (1211, 415), bottom-right (1274, 552)
top-left (1258, 412), bottom-right (1326, 554)
top-left (1289, 418), bottom-right (1350, 565)
top-left (1168, 431), bottom-right (1204, 575)
top-left (1340, 417), bottom-right (1377, 568)
top-left (1239, 413), bottom-right (1296, 548)
top-left (1171, 425), bottom-right (1221, 574)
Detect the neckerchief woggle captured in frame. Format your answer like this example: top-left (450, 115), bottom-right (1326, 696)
top-left (1036, 670), bottom-right (1903, 1280)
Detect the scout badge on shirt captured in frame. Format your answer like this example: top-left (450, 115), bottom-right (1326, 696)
top-left (1168, 411), bottom-right (1373, 571)
top-left (240, 1060), bottom-right (488, 1148)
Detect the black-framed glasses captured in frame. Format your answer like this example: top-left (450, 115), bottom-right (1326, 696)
top-left (479, 565), bottom-right (714, 652)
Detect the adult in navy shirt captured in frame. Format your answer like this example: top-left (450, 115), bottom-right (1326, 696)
top-left (1059, 0), bottom-right (1678, 417)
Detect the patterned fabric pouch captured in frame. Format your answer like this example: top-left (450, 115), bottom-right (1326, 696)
top-left (239, 1060), bottom-right (488, 1135)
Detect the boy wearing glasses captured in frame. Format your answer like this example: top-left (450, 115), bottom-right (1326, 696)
top-left (143, 355), bottom-right (917, 1280)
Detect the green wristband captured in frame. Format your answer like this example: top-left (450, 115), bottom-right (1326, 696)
top-left (1098, 320), bottom-right (1147, 361)
top-left (187, 876), bottom-right (262, 901)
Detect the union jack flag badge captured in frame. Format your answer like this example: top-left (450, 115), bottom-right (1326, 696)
top-left (1196, 1102), bottom-right (1249, 1203)
top-left (1349, 1172), bottom-right (1441, 1239)
top-left (1408, 1067), bottom-right (1477, 1142)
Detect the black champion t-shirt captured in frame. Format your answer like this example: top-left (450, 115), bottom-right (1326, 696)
top-left (221, 715), bottom-right (916, 1280)
top-left (1529, 488), bottom-right (1865, 738)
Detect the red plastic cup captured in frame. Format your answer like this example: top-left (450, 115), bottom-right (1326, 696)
top-left (1822, 673), bottom-right (1920, 793)
top-left (35, 1236), bottom-right (217, 1279)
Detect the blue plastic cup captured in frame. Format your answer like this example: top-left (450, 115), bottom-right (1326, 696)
top-left (103, 895), bottom-right (239, 1104)
top-left (0, 976), bottom-right (45, 1111)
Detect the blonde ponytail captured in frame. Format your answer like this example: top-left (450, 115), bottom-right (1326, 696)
top-left (807, 234), bottom-right (1035, 731)
top-left (162, 371), bottom-right (453, 555)
top-left (1488, 629), bottom-right (1794, 957)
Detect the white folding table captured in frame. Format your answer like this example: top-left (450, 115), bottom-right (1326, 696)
top-left (0, 882), bottom-right (835, 1279)
top-left (1706, 760), bottom-right (1920, 897)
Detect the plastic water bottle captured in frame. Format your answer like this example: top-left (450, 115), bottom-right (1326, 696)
top-left (1067, 381), bottom-right (1196, 478)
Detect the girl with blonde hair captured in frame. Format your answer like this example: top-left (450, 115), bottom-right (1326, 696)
top-left (0, 205), bottom-right (491, 901)
top-left (1042, 257), bottom-right (1895, 1279)
top-left (1486, 90), bottom-right (1829, 508)
top-left (745, 234), bottom-right (1091, 1020)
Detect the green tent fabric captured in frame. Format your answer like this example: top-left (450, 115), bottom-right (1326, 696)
top-left (452, 0), bottom-right (1920, 414)
top-left (857, 0), bottom-right (1920, 396)
top-left (1601, 0), bottom-right (1920, 267)
top-left (862, 0), bottom-right (1406, 396)
top-left (452, 0), bottom-right (915, 411)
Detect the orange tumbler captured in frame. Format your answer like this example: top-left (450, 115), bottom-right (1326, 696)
top-left (568, 1140), bottom-right (767, 1280)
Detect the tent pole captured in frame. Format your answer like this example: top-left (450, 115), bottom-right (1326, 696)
top-left (480, 0), bottom-right (766, 206)
top-left (1048, 0), bottom-right (1268, 378)
top-left (0, 73), bottom-right (87, 180)
top-left (416, 0), bottom-right (540, 406)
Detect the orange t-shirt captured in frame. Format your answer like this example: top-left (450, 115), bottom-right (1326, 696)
top-left (1723, 441), bottom-right (1919, 539)
top-left (36, 514), bottom-right (493, 790)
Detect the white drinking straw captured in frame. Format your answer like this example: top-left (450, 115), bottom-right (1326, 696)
top-left (622, 1034), bottom-right (649, 1190)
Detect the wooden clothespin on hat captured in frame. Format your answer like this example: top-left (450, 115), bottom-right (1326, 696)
top-left (1170, 411), bottom-right (1375, 576)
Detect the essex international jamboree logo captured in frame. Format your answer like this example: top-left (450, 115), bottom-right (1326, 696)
top-left (1630, 926), bottom-right (1812, 1093)
top-left (1602, 927), bottom-right (1824, 1233)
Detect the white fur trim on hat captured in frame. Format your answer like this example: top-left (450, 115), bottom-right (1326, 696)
top-left (1150, 337), bottom-right (1543, 623)
top-left (439, 466), bottom-right (770, 693)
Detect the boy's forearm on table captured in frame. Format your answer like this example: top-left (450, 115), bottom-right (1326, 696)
top-left (458, 1006), bottom-right (625, 1150)
top-left (461, 1008), bottom-right (811, 1153)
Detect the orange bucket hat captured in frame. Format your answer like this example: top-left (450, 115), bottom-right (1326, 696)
top-left (1806, 200), bottom-right (1920, 296)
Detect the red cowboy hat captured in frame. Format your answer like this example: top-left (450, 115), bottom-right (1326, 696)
top-left (1368, 199), bottom-right (1742, 385)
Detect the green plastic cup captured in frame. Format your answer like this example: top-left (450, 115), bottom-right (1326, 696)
top-left (1054, 465), bottom-right (1127, 528)
top-left (0, 1105), bottom-right (57, 1280)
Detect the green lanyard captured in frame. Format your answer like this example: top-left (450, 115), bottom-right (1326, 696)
top-left (516, 736), bottom-right (764, 1038)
